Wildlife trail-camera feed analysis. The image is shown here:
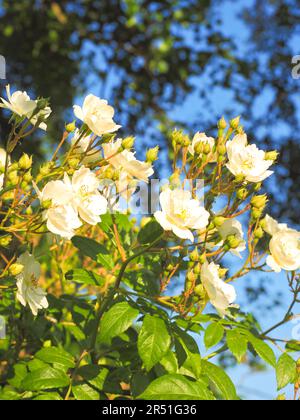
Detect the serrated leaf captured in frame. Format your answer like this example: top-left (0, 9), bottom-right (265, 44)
top-left (248, 335), bottom-right (276, 367)
top-left (226, 330), bottom-right (248, 363)
top-left (138, 374), bottom-right (215, 400)
top-left (204, 323), bottom-right (224, 349)
top-left (35, 347), bottom-right (75, 369)
top-left (71, 236), bottom-right (113, 269)
top-left (21, 367), bottom-right (70, 391)
top-left (72, 383), bottom-right (100, 400)
top-left (137, 221), bottom-right (163, 244)
top-left (98, 301), bottom-right (139, 342)
top-left (138, 315), bottom-right (171, 371)
top-left (276, 353), bottom-right (296, 390)
top-left (202, 360), bottom-right (238, 400)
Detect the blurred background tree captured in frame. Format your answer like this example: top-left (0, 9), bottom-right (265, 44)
top-left (0, 0), bottom-right (299, 223)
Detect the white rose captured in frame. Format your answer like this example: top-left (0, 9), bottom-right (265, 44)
top-left (16, 252), bottom-right (48, 316)
top-left (73, 94), bottom-right (121, 137)
top-left (218, 218), bottom-right (246, 258)
top-left (102, 138), bottom-right (154, 198)
top-left (188, 132), bottom-right (216, 160)
top-left (0, 85), bottom-right (51, 130)
top-left (71, 129), bottom-right (101, 164)
top-left (34, 178), bottom-right (82, 239)
top-left (69, 166), bottom-right (108, 225)
top-left (201, 261), bottom-right (237, 317)
top-left (226, 134), bottom-right (273, 183)
top-left (264, 215), bottom-right (300, 273)
top-left (154, 187), bottom-right (210, 242)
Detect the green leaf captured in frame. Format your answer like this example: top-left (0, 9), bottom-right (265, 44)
top-left (286, 340), bottom-right (300, 352)
top-left (72, 384), bottom-right (100, 400)
top-left (276, 353), bottom-right (296, 390)
top-left (174, 326), bottom-right (202, 379)
top-left (65, 269), bottom-right (103, 286)
top-left (35, 347), bottom-right (75, 369)
top-left (22, 367), bottom-right (70, 391)
top-left (159, 351), bottom-right (179, 374)
top-left (77, 365), bottom-right (109, 391)
top-left (34, 392), bottom-right (62, 400)
top-left (204, 323), bottom-right (224, 349)
top-left (71, 236), bottom-right (113, 269)
top-left (248, 335), bottom-right (276, 367)
top-left (138, 315), bottom-right (171, 371)
top-left (137, 220), bottom-right (163, 244)
top-left (138, 374), bottom-right (215, 400)
top-left (98, 301), bottom-right (139, 342)
top-left (202, 360), bottom-right (238, 401)
top-left (226, 330), bottom-right (248, 363)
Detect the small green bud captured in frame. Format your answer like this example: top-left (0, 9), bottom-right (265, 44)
top-left (194, 284), bottom-right (206, 299)
top-left (26, 206), bottom-right (33, 215)
top-left (203, 144), bottom-right (211, 155)
top-left (194, 142), bottom-right (204, 155)
top-left (193, 263), bottom-right (201, 275)
top-left (39, 162), bottom-right (52, 176)
top-left (217, 144), bottom-right (226, 156)
top-left (10, 162), bottom-right (19, 171)
top-left (69, 158), bottom-right (80, 169)
top-left (23, 171), bottom-right (32, 183)
top-left (199, 254), bottom-right (206, 265)
top-left (234, 174), bottom-right (245, 184)
top-left (260, 219), bottom-right (267, 230)
top-left (9, 263), bottom-right (24, 276)
top-left (276, 394), bottom-right (286, 401)
top-left (218, 116), bottom-right (227, 130)
top-left (230, 116), bottom-right (240, 130)
top-left (189, 248), bottom-right (199, 262)
top-left (146, 146), bottom-right (159, 163)
top-left (252, 208), bottom-right (263, 220)
top-left (214, 216), bottom-right (226, 227)
top-left (122, 136), bottom-right (135, 150)
top-left (237, 188), bottom-right (248, 201)
top-left (251, 194), bottom-right (268, 210)
top-left (0, 235), bottom-right (12, 247)
top-left (226, 235), bottom-right (241, 249)
top-left (166, 264), bottom-right (175, 272)
top-left (19, 153), bottom-right (32, 170)
top-left (65, 121), bottom-right (76, 133)
top-left (169, 171), bottom-right (181, 187)
top-left (217, 155), bottom-right (225, 164)
top-left (254, 227), bottom-right (264, 239)
top-left (265, 150), bottom-right (279, 161)
top-left (7, 170), bottom-right (19, 185)
top-left (218, 268), bottom-right (228, 278)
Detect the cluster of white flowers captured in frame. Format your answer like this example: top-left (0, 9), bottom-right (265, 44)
top-left (35, 166), bottom-right (108, 239)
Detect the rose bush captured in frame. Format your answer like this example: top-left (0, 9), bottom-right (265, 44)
top-left (0, 86), bottom-right (299, 400)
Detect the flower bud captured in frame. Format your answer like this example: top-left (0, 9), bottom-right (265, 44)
top-left (213, 216), bottom-right (226, 227)
top-left (218, 268), bottom-right (228, 278)
top-left (193, 263), bottom-right (201, 275)
top-left (265, 150), bottom-right (279, 161)
top-left (252, 208), bottom-right (263, 220)
top-left (69, 158), bottom-right (80, 169)
top-left (251, 194), bottom-right (268, 210)
top-left (169, 171), bottom-right (181, 188)
top-left (199, 254), bottom-right (206, 264)
top-left (0, 235), bottom-right (12, 247)
top-left (19, 153), bottom-right (32, 170)
top-left (7, 170), bottom-right (19, 185)
top-left (26, 206), bottom-right (33, 215)
top-left (226, 235), bottom-right (241, 249)
top-left (39, 162), bottom-right (53, 176)
top-left (10, 162), bottom-right (18, 171)
top-left (203, 144), bottom-right (211, 155)
top-left (9, 263), bottom-right (24, 276)
top-left (237, 188), bottom-right (248, 200)
top-left (189, 248), bottom-right (199, 262)
top-left (41, 199), bottom-right (52, 209)
top-left (276, 394), bottom-right (286, 401)
top-left (194, 284), bottom-right (206, 300)
top-left (230, 116), bottom-right (240, 130)
top-left (65, 121), bottom-right (76, 133)
top-left (217, 144), bottom-right (226, 156)
top-left (234, 174), bottom-right (245, 184)
top-left (218, 116), bottom-right (227, 130)
top-left (146, 146), bottom-right (159, 163)
top-left (194, 142), bottom-right (204, 155)
top-left (122, 136), bottom-right (135, 150)
top-left (254, 227), bottom-right (264, 239)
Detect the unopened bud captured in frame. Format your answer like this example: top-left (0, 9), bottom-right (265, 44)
top-left (235, 174), bottom-right (245, 184)
top-left (122, 136), bottom-right (135, 150)
top-left (190, 248), bottom-right (199, 262)
top-left (218, 268), bottom-right (228, 278)
top-left (140, 217), bottom-right (152, 229)
top-left (19, 154), bottom-right (32, 171)
top-left (9, 263), bottom-right (24, 276)
top-left (169, 171), bottom-right (181, 187)
top-left (218, 116), bottom-right (227, 130)
top-left (251, 195), bottom-right (268, 210)
top-left (194, 142), bottom-right (204, 155)
top-left (265, 150), bottom-right (279, 161)
top-left (237, 188), bottom-right (248, 201)
top-left (252, 208), bottom-right (263, 220)
top-left (230, 116), bottom-right (240, 130)
top-left (217, 144), bottom-right (226, 156)
top-left (254, 227), bottom-right (264, 239)
top-left (39, 162), bottom-right (52, 176)
top-left (65, 121), bottom-right (76, 133)
top-left (7, 170), bottom-right (18, 185)
top-left (226, 235), bottom-right (241, 249)
top-left (0, 235), bottom-right (12, 247)
top-left (69, 158), bottom-right (80, 169)
top-left (214, 216), bottom-right (226, 227)
top-left (194, 284), bottom-right (206, 300)
top-left (42, 199), bottom-right (52, 209)
top-left (146, 146), bottom-right (159, 163)
top-left (203, 144), bottom-right (211, 155)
